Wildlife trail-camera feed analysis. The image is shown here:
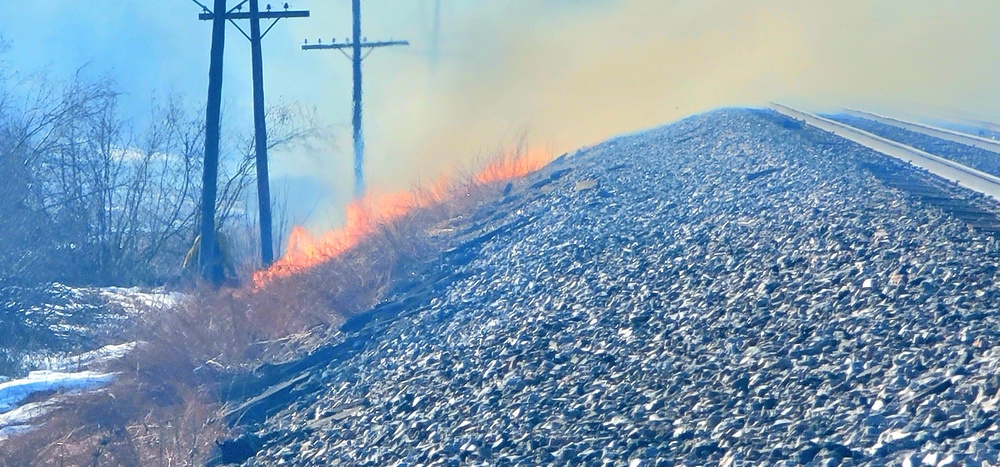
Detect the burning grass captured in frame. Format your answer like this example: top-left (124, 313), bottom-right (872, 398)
top-left (254, 144), bottom-right (551, 286)
top-left (0, 144), bottom-right (553, 464)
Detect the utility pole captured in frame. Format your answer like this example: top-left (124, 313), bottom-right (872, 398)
top-left (198, 0), bottom-right (227, 285)
top-left (249, 0), bottom-right (275, 266)
top-left (196, 0), bottom-right (309, 268)
top-left (303, 0), bottom-right (408, 198)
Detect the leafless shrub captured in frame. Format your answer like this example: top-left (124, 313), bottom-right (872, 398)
top-left (0, 377), bottom-right (227, 466)
top-left (0, 57), bottom-right (322, 287)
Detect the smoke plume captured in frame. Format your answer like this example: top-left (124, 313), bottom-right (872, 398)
top-left (282, 0), bottom-right (1000, 227)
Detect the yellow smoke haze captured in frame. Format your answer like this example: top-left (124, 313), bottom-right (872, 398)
top-left (286, 0), bottom-right (1000, 225)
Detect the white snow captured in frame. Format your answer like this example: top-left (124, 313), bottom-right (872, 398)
top-left (0, 424), bottom-right (33, 441)
top-left (0, 370), bottom-right (114, 413)
top-left (0, 284), bottom-right (170, 441)
top-left (0, 401), bottom-right (50, 441)
top-left (39, 342), bottom-right (136, 372)
top-left (98, 287), bottom-right (184, 312)
top-left (0, 369), bottom-right (115, 440)
top-left (0, 342), bottom-right (132, 441)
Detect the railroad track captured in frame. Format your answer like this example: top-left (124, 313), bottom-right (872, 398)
top-left (771, 103), bottom-right (1000, 235)
top-left (841, 108), bottom-right (1000, 154)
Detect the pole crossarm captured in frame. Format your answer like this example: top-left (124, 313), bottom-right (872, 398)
top-left (302, 40), bottom-right (409, 51)
top-left (199, 10), bottom-right (309, 20)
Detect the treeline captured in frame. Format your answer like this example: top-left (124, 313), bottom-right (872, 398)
top-left (0, 56), bottom-right (317, 287)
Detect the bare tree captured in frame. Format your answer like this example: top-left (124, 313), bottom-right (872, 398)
top-left (0, 57), bottom-right (322, 286)
top-left (0, 64), bottom-right (119, 284)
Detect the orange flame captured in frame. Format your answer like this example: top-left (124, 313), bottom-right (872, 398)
top-left (475, 149), bottom-right (552, 184)
top-left (251, 148), bottom-right (552, 287)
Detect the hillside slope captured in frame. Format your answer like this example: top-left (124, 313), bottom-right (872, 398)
top-left (234, 108), bottom-right (1000, 466)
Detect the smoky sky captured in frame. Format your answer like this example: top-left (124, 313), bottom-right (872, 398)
top-left (2, 1), bottom-right (1000, 229)
top-left (327, 0), bottom-right (1000, 209)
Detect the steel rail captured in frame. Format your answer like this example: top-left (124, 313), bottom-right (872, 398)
top-left (841, 108), bottom-right (1000, 154)
top-left (770, 103), bottom-right (1000, 202)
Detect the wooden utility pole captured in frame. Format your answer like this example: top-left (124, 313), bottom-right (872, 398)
top-left (248, 0), bottom-right (274, 265)
top-left (196, 0), bottom-right (309, 269)
top-left (303, 0), bottom-right (408, 198)
top-left (199, 0), bottom-right (227, 285)
top-left (350, 0), bottom-right (364, 199)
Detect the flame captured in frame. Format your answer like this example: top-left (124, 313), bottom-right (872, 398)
top-left (251, 148), bottom-right (552, 287)
top-left (475, 148), bottom-right (552, 184)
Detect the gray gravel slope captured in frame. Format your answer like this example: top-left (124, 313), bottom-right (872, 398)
top-left (242, 108), bottom-right (1000, 466)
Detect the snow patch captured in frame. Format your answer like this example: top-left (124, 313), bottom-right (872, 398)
top-left (0, 401), bottom-right (51, 441)
top-left (40, 342), bottom-right (136, 372)
top-left (0, 342), bottom-right (131, 441)
top-left (98, 287), bottom-right (184, 312)
top-left (0, 370), bottom-right (114, 413)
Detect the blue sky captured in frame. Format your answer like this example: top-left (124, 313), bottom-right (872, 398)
top-left (0, 1), bottom-right (425, 128)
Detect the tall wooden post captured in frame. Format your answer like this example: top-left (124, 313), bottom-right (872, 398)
top-left (351, 0), bottom-right (365, 198)
top-left (249, 0), bottom-right (274, 266)
top-left (200, 0), bottom-right (227, 285)
top-left (197, 1), bottom-right (308, 270)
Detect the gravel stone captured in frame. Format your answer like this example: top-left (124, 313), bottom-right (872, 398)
top-left (233, 109), bottom-right (1000, 466)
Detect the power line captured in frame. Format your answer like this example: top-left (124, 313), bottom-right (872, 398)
top-left (302, 0), bottom-right (408, 199)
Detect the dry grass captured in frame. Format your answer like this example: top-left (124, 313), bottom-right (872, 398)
top-left (0, 373), bottom-right (227, 465)
top-left (0, 146), bottom-right (548, 465)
